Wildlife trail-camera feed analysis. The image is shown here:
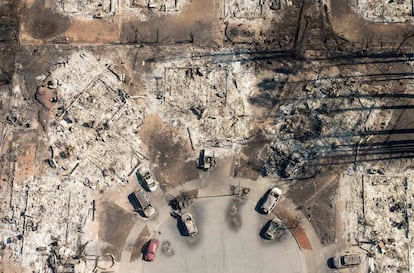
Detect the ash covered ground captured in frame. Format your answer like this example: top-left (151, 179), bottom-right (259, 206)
top-left (1, 0), bottom-right (414, 272)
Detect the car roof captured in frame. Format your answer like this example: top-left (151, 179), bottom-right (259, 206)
top-left (186, 221), bottom-right (196, 230)
top-left (263, 194), bottom-right (277, 208)
top-left (143, 206), bottom-right (155, 217)
top-left (182, 213), bottom-right (196, 233)
top-left (267, 219), bottom-right (282, 232)
top-left (134, 189), bottom-right (151, 208)
top-left (343, 254), bottom-right (361, 265)
top-left (270, 187), bottom-right (282, 195)
top-left (182, 212), bottom-right (193, 219)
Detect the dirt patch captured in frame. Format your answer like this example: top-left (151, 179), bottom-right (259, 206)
top-left (13, 139), bottom-right (37, 184)
top-left (130, 225), bottom-right (151, 262)
top-left (23, 0), bottom-right (37, 8)
top-left (98, 201), bottom-right (135, 261)
top-left (0, 249), bottom-right (23, 273)
top-left (35, 85), bottom-right (57, 110)
top-left (234, 129), bottom-right (270, 180)
top-left (23, 0), bottom-right (70, 40)
top-left (138, 114), bottom-right (198, 189)
top-left (307, 179), bottom-right (338, 245)
top-left (18, 49), bottom-right (65, 96)
top-left (64, 18), bottom-right (120, 44)
top-left (287, 171), bottom-right (339, 245)
top-left (1, 132), bottom-right (39, 186)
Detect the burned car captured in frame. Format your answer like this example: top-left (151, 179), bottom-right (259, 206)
top-left (262, 218), bottom-right (285, 240)
top-left (137, 166), bottom-right (158, 192)
top-left (133, 189), bottom-right (156, 218)
top-left (181, 212), bottom-right (198, 236)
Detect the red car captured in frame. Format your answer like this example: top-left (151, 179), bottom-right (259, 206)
top-left (145, 239), bottom-right (159, 261)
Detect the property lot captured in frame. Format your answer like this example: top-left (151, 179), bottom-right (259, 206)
top-left (3, 0), bottom-right (414, 272)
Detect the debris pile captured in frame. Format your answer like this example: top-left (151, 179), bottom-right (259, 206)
top-left (168, 190), bottom-right (198, 211)
top-left (130, 0), bottom-right (191, 12)
top-left (58, 0), bottom-right (117, 17)
top-left (224, 0), bottom-right (292, 19)
top-left (0, 177), bottom-right (97, 272)
top-left (261, 74), bottom-right (394, 178)
top-left (351, 0), bottom-right (413, 23)
top-left (147, 61), bottom-right (253, 147)
top-left (228, 184), bottom-right (250, 228)
top-left (46, 243), bottom-right (115, 273)
top-left (46, 52), bottom-right (145, 189)
top-left (346, 174), bottom-right (413, 272)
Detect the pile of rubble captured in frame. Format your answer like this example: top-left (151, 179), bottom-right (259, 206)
top-left (346, 174), bottom-right (413, 272)
top-left (223, 0), bottom-right (292, 19)
top-left (222, 0), bottom-right (293, 43)
top-left (146, 60), bottom-right (253, 148)
top-left (351, 0), bottom-right (413, 23)
top-left (261, 73), bottom-right (394, 178)
top-left (58, 0), bottom-right (117, 17)
top-left (44, 52), bottom-right (145, 189)
top-left (0, 176), bottom-right (99, 272)
top-left (129, 0), bottom-right (191, 12)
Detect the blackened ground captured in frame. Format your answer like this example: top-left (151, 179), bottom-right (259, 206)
top-left (287, 169), bottom-right (339, 245)
top-left (24, 0), bottom-right (70, 40)
top-left (13, 47), bottom-right (73, 132)
top-left (98, 201), bottom-right (135, 260)
top-left (0, 1), bottom-right (18, 44)
top-left (138, 114), bottom-right (199, 189)
top-left (356, 107), bottom-right (414, 169)
top-left (234, 129), bottom-right (270, 180)
top-left (130, 225), bottom-right (151, 262)
top-left (0, 0), bottom-right (18, 88)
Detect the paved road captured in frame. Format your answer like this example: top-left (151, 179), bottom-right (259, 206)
top-left (120, 174), bottom-right (307, 273)
top-left (142, 197), bottom-right (304, 273)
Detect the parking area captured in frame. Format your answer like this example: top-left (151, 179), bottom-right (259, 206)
top-left (118, 174), bottom-right (306, 273)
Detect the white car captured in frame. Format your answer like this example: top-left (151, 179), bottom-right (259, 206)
top-left (260, 187), bottom-right (282, 214)
top-left (333, 254), bottom-right (361, 269)
top-left (181, 212), bottom-right (198, 236)
top-left (138, 167), bottom-right (158, 192)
